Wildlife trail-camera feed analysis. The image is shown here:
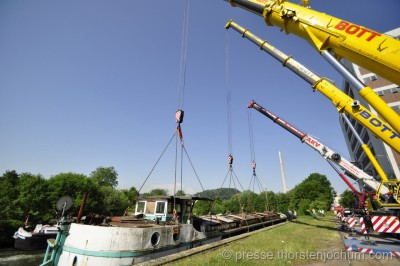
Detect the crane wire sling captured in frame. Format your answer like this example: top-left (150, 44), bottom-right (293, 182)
top-left (247, 109), bottom-right (270, 215)
top-left (137, 0), bottom-right (204, 207)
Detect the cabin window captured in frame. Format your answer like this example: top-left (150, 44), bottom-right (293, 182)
top-left (168, 202), bottom-right (181, 214)
top-left (175, 204), bottom-right (182, 214)
top-left (136, 202), bottom-right (145, 214)
top-left (155, 201), bottom-right (166, 215)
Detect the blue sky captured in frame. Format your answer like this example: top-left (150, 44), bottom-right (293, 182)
top-left (1, 0), bottom-right (399, 196)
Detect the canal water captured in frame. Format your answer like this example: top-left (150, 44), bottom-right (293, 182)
top-left (0, 249), bottom-right (45, 266)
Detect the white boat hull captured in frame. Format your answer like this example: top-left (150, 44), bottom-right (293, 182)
top-left (57, 223), bottom-right (208, 265)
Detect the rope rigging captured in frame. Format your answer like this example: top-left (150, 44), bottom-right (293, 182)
top-left (137, 131), bottom-right (176, 194)
top-left (138, 0), bottom-right (205, 203)
top-left (223, 30), bottom-right (243, 192)
top-left (225, 31), bottom-right (233, 157)
top-left (247, 108), bottom-right (270, 212)
top-left (174, 0), bottom-right (189, 209)
top-left (177, 0), bottom-right (189, 110)
top-left (214, 30), bottom-right (246, 216)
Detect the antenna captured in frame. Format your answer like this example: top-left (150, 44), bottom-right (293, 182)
top-left (56, 196), bottom-right (73, 217)
top-left (279, 151), bottom-right (288, 193)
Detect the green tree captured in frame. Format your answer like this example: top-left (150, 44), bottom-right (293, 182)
top-left (120, 187), bottom-right (138, 215)
top-left (289, 173), bottom-right (334, 211)
top-left (144, 188), bottom-right (168, 196)
top-left (339, 190), bottom-right (357, 208)
top-left (256, 191), bottom-right (272, 211)
top-left (258, 191), bottom-right (279, 211)
top-left (192, 199), bottom-right (213, 216)
top-left (121, 186), bottom-right (138, 206)
top-left (13, 173), bottom-right (50, 223)
top-left (0, 171), bottom-right (50, 248)
top-left (223, 190), bottom-right (258, 213)
top-left (99, 187), bottom-right (130, 216)
top-left (176, 190), bottom-right (185, 196)
top-left (90, 166), bottom-right (118, 188)
top-left (223, 194), bottom-right (241, 214)
top-left (274, 192), bottom-right (290, 212)
top-left (211, 198), bottom-right (225, 214)
top-left (310, 199), bottom-right (328, 211)
top-left (195, 188), bottom-right (240, 200)
top-left (297, 199), bottom-right (312, 215)
top-left (47, 172), bottom-right (102, 215)
top-left (0, 170), bottom-right (20, 220)
top-left (241, 190), bottom-right (260, 212)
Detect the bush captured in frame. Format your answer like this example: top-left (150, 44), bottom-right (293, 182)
top-left (297, 199), bottom-right (312, 215)
top-left (0, 220), bottom-right (22, 248)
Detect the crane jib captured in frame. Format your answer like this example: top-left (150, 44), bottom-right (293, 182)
top-left (227, 21), bottom-right (400, 152)
top-left (359, 111), bottom-right (400, 140)
top-left (226, 0), bottom-right (400, 86)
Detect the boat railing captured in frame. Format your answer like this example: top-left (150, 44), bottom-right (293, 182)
top-left (39, 217), bottom-right (72, 266)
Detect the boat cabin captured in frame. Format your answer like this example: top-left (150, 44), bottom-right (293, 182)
top-left (134, 196), bottom-right (211, 224)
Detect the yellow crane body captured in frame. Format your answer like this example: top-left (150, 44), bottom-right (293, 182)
top-left (226, 0), bottom-right (400, 86)
top-left (225, 20), bottom-right (400, 154)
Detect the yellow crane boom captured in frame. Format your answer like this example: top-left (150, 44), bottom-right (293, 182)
top-left (225, 0), bottom-right (400, 85)
top-left (225, 0), bottom-right (400, 135)
top-left (225, 20), bottom-right (400, 154)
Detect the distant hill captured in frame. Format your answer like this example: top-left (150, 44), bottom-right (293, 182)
top-left (194, 188), bottom-right (240, 201)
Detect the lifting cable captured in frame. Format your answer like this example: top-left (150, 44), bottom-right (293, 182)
top-left (173, 0), bottom-right (189, 212)
top-left (175, 0), bottom-right (189, 194)
top-left (215, 30), bottom-right (245, 216)
top-left (247, 109), bottom-right (269, 212)
top-left (177, 0), bottom-right (189, 110)
top-left (225, 31), bottom-right (233, 158)
top-left (139, 1), bottom-right (205, 208)
top-left (137, 131), bottom-right (176, 194)
top-left (247, 110), bottom-right (263, 217)
top-left (174, 0), bottom-right (205, 214)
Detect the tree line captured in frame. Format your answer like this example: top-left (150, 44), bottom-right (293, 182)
top-left (0, 167), bottom-right (137, 248)
top-left (193, 173), bottom-right (336, 216)
top-left (0, 169), bottom-right (337, 248)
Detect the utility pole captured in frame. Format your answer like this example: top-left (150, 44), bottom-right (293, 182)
top-left (279, 150), bottom-right (288, 193)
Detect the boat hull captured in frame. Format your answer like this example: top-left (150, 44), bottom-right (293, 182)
top-left (14, 226), bottom-right (58, 251)
top-left (57, 223), bottom-right (208, 265)
top-left (14, 232), bottom-right (57, 251)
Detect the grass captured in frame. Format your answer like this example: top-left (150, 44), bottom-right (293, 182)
top-left (167, 214), bottom-right (342, 266)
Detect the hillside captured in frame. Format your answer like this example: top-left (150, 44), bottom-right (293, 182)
top-left (194, 188), bottom-right (240, 201)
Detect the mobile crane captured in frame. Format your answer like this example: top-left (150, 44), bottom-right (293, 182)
top-left (224, 20), bottom-right (400, 156)
top-left (247, 100), bottom-right (400, 208)
top-left (224, 0), bottom-right (400, 232)
top-left (249, 100), bottom-right (400, 234)
top-left (224, 0), bottom-right (400, 138)
top-left (224, 0), bottom-right (400, 83)
top-left (226, 20), bottom-right (400, 207)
